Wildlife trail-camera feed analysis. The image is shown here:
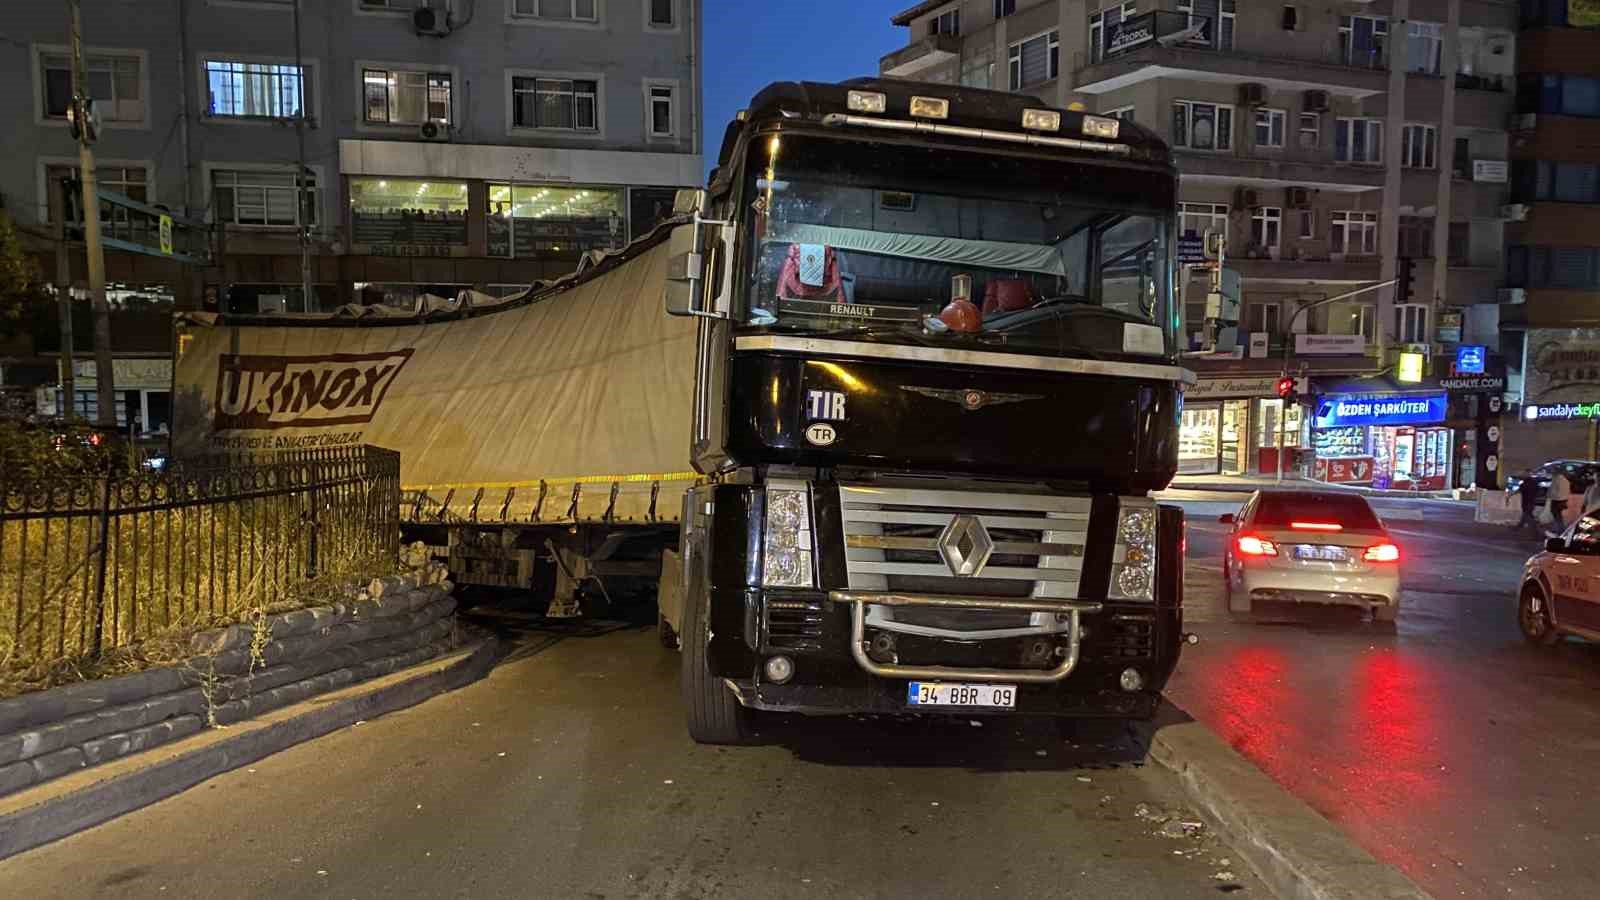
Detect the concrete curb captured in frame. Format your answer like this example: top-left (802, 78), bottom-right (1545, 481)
top-left (0, 637), bottom-right (496, 862)
top-left (1146, 705), bottom-right (1430, 900)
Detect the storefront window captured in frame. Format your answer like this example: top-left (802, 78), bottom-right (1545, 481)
top-left (487, 183), bottom-right (625, 258)
top-left (1180, 403), bottom-right (1222, 474)
top-left (349, 178), bottom-right (469, 245)
top-left (1258, 398), bottom-right (1303, 448)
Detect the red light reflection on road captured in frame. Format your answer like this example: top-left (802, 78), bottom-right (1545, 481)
top-left (1209, 645), bottom-right (1291, 764)
top-left (1345, 648), bottom-right (1440, 805)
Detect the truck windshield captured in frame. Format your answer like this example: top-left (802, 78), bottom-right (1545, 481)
top-left (738, 133), bottom-right (1177, 360)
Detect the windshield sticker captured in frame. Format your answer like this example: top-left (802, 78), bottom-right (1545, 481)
top-left (806, 390), bottom-right (847, 422)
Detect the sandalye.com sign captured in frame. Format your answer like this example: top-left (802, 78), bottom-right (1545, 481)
top-left (1524, 402), bottom-right (1600, 422)
top-left (1313, 393), bottom-right (1448, 428)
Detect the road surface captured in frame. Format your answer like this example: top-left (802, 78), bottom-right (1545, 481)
top-left (1, 624), bottom-right (1263, 899)
top-left (1161, 489), bottom-right (1600, 900)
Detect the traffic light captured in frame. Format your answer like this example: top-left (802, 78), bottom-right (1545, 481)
top-left (1275, 375), bottom-right (1298, 405)
top-left (1396, 257), bottom-right (1414, 305)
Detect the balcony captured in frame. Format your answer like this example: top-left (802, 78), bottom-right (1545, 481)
top-left (1176, 145), bottom-right (1385, 192)
top-left (1225, 254), bottom-right (1381, 285)
top-left (880, 33), bottom-right (962, 78)
top-left (1073, 11), bottom-right (1387, 98)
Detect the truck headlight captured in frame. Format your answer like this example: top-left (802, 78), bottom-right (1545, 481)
top-left (763, 483), bottom-right (815, 588)
top-left (1110, 501), bottom-right (1157, 601)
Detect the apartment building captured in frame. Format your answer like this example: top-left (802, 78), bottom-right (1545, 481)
top-left (1502, 0), bottom-right (1600, 469)
top-left (0, 0), bottom-right (701, 430)
top-left (884, 1), bottom-right (1517, 487)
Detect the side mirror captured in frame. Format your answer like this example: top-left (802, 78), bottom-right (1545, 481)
top-left (664, 222), bottom-right (706, 317)
top-left (1218, 513), bottom-right (1236, 525)
top-left (1547, 537), bottom-right (1567, 553)
top-left (673, 188), bottom-right (707, 216)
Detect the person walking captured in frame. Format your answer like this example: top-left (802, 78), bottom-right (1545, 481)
top-left (1549, 467), bottom-right (1573, 536)
top-left (1517, 476), bottom-right (1543, 534)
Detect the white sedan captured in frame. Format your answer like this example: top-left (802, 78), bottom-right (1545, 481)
top-left (1220, 490), bottom-right (1402, 623)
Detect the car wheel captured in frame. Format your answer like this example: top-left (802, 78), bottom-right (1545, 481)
top-left (1519, 583), bottom-right (1559, 647)
top-left (1224, 557), bottom-right (1251, 616)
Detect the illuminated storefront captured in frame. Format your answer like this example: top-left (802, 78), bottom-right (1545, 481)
top-left (1179, 376), bottom-right (1286, 475)
top-left (1310, 380), bottom-right (1452, 489)
top-left (486, 183), bottom-right (625, 257)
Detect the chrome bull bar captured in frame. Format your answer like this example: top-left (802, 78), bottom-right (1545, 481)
top-left (829, 591), bottom-right (1103, 684)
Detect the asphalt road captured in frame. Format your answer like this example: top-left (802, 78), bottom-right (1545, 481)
top-left (1, 623), bottom-right (1265, 899)
top-left (1159, 489), bottom-right (1600, 900)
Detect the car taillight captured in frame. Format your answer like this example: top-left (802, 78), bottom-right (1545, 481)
top-left (1236, 535), bottom-right (1278, 557)
top-left (1364, 542), bottom-right (1401, 563)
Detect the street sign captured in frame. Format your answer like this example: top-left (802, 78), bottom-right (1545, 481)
top-left (1398, 351), bottom-right (1425, 383)
top-left (159, 214), bottom-right (173, 256)
top-left (1455, 344), bottom-right (1486, 374)
top-left (1177, 236), bottom-right (1206, 265)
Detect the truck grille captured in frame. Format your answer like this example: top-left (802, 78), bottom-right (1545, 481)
top-left (1092, 614), bottom-right (1156, 661)
top-left (763, 598), bottom-right (825, 652)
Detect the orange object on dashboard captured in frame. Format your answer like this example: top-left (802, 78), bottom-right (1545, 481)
top-left (940, 298), bottom-right (983, 333)
top-left (980, 278), bottom-right (1037, 314)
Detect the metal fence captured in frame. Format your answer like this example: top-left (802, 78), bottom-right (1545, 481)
top-left (0, 446), bottom-right (399, 665)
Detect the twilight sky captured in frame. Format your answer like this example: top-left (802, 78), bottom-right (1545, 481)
top-left (701, 1), bottom-right (905, 175)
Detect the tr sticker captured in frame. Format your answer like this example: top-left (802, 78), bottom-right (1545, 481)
top-left (804, 423), bottom-right (838, 446)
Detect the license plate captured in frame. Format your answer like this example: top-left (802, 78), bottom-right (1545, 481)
top-left (1295, 544), bottom-right (1347, 561)
top-left (907, 682), bottom-right (1017, 708)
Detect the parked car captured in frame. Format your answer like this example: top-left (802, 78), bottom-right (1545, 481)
top-left (1505, 459), bottom-right (1600, 507)
top-left (1220, 490), bottom-right (1402, 623)
top-left (1518, 506), bottom-right (1600, 645)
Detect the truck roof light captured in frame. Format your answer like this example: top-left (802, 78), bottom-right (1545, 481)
top-left (846, 90), bottom-right (887, 114)
top-left (909, 96), bottom-right (950, 120)
top-left (1022, 109), bottom-right (1062, 132)
top-left (1081, 115), bottom-right (1121, 140)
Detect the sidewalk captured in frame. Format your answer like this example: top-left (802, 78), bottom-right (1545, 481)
top-left (1168, 473), bottom-right (1467, 501)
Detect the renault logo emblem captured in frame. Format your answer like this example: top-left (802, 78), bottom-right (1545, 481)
top-left (938, 514), bottom-right (994, 577)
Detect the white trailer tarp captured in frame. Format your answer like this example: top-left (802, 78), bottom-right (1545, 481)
top-left (174, 240), bottom-right (699, 523)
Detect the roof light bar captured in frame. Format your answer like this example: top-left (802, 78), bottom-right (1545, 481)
top-left (1022, 109), bottom-right (1062, 132)
top-left (1081, 115), bottom-right (1121, 139)
top-left (820, 113), bottom-right (1132, 156)
top-left (846, 90), bottom-right (887, 114)
top-left (909, 95), bottom-right (950, 119)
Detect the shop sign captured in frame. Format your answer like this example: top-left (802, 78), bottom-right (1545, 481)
top-left (1455, 345), bottom-right (1486, 374)
top-left (1523, 402), bottom-right (1600, 422)
top-left (1295, 333), bottom-right (1366, 355)
top-left (1313, 456), bottom-right (1375, 484)
top-left (1397, 351), bottom-right (1425, 383)
top-left (1105, 14), bottom-right (1157, 57)
top-left (1527, 329), bottom-right (1600, 401)
top-left (1185, 375), bottom-right (1284, 400)
top-left (357, 244), bottom-right (461, 258)
top-left (1177, 236), bottom-right (1206, 265)
top-left (1439, 373), bottom-right (1505, 391)
top-left (1313, 393), bottom-right (1448, 428)
top-left (1248, 332), bottom-right (1268, 358)
top-left (1473, 160), bottom-right (1509, 183)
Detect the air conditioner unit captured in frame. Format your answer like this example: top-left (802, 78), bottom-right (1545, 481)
top-left (1239, 83), bottom-right (1268, 107)
top-left (418, 120), bottom-right (451, 141)
top-left (413, 4), bottom-right (452, 36)
top-left (1234, 187), bottom-right (1260, 210)
top-left (1500, 203), bottom-right (1529, 221)
top-left (1287, 187), bottom-right (1312, 209)
top-left (1498, 288), bottom-right (1526, 304)
top-left (1303, 90), bottom-right (1330, 113)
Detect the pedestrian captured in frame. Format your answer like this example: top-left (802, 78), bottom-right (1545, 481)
top-left (1517, 476), bottom-right (1543, 534)
top-left (1549, 467), bottom-right (1573, 536)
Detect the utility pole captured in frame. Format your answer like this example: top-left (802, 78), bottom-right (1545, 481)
top-left (292, 0), bottom-right (312, 311)
top-left (68, 0), bottom-right (116, 431)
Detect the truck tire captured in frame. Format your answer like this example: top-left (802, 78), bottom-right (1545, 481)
top-left (680, 585), bottom-right (753, 745)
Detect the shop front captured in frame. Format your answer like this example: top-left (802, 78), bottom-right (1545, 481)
top-left (1180, 375), bottom-right (1287, 475)
top-left (1310, 378), bottom-right (1452, 490)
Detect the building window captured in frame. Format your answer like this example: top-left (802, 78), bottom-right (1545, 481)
top-left (45, 164), bottom-right (147, 231)
top-left (1105, 105), bottom-right (1135, 121)
top-left (487, 183), bottom-right (626, 257)
top-left (1521, 0), bottom-right (1600, 28)
top-left (1248, 301), bottom-right (1281, 335)
top-left (1298, 112), bottom-right (1320, 149)
top-left (1513, 159), bottom-right (1600, 203)
top-left (1519, 73), bottom-right (1600, 118)
top-left (648, 0), bottom-right (673, 27)
top-left (206, 60), bottom-right (308, 119)
top-left (1323, 301), bottom-right (1376, 339)
top-left (1297, 209), bottom-right (1315, 239)
top-left (995, 0), bottom-right (1016, 17)
top-left (212, 168), bottom-right (317, 228)
top-left (1335, 118), bottom-right (1382, 163)
top-left (1507, 245), bottom-right (1600, 289)
top-left (1407, 22), bottom-right (1443, 74)
top-left (648, 84), bottom-right (674, 137)
top-left (1254, 108), bottom-right (1286, 148)
top-left (349, 178), bottom-right (468, 245)
top-left (1250, 206), bottom-right (1282, 250)
top-left (1398, 216), bottom-right (1434, 258)
top-left (1173, 101), bottom-right (1233, 151)
top-left (362, 68), bottom-right (451, 125)
top-left (1394, 304), bottom-right (1430, 343)
top-left (1089, 3), bottom-right (1138, 64)
top-left (1176, 0), bottom-right (1235, 50)
top-left (512, 0), bottom-right (597, 22)
top-left (1401, 124), bottom-right (1437, 168)
top-left (40, 50), bottom-right (144, 123)
top-left (930, 7), bottom-right (960, 36)
top-left (1330, 210), bottom-right (1379, 255)
top-left (1339, 15), bottom-right (1388, 68)
top-left (512, 77), bottom-right (598, 131)
top-left (1179, 202), bottom-right (1229, 240)
top-left (1008, 30), bottom-right (1060, 89)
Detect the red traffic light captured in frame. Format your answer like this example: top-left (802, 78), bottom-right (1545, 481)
top-left (1275, 376), bottom-right (1296, 399)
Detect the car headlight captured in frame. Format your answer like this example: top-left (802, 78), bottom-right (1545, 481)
top-left (763, 483), bottom-right (815, 588)
top-left (1110, 500), bottom-right (1157, 601)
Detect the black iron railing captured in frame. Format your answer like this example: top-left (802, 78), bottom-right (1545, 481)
top-left (0, 446), bottom-right (400, 666)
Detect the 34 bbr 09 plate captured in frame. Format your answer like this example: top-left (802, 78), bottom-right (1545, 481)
top-left (907, 682), bottom-right (1018, 708)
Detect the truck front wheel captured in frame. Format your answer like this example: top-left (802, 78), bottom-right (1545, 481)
top-left (680, 587), bottom-right (753, 745)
